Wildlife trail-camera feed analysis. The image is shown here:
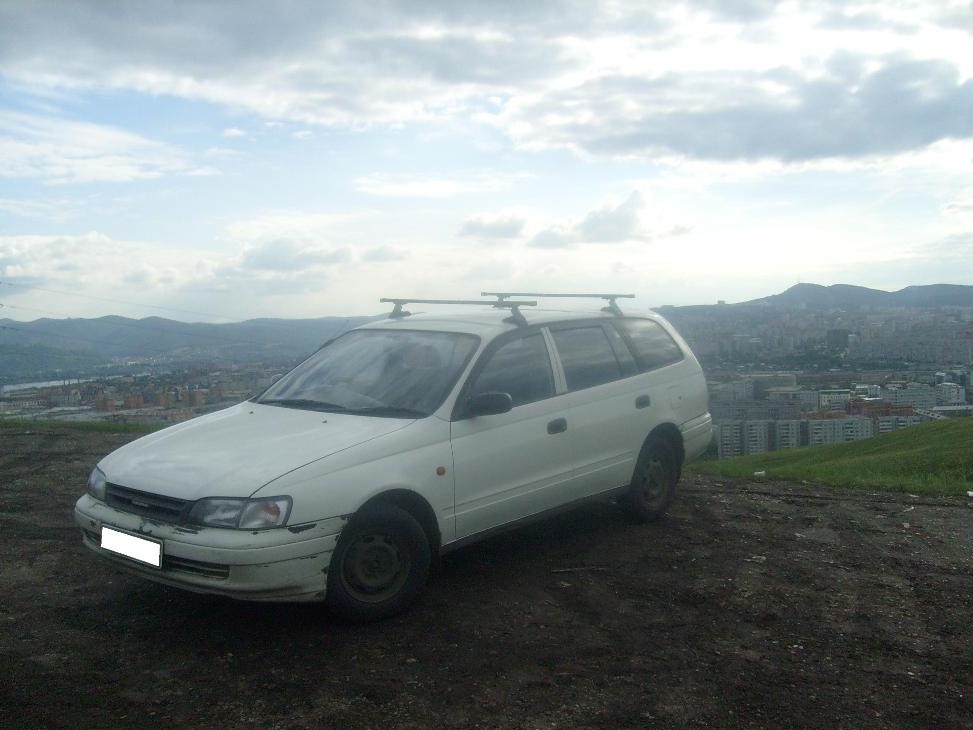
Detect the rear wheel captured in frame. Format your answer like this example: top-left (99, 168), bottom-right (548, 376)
top-left (623, 438), bottom-right (678, 522)
top-left (326, 503), bottom-right (431, 622)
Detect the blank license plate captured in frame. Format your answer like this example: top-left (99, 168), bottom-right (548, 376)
top-left (101, 526), bottom-right (162, 568)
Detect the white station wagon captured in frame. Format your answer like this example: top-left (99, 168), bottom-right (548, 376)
top-left (75, 294), bottom-right (712, 621)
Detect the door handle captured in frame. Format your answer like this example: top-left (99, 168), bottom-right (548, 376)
top-left (635, 395), bottom-right (651, 409)
top-left (547, 417), bottom-right (567, 434)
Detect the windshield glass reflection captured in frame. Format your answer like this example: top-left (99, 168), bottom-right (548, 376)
top-left (258, 329), bottom-right (480, 417)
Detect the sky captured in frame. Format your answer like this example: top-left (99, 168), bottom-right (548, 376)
top-left (1, 0), bottom-right (972, 323)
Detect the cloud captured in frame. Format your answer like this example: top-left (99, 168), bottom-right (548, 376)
top-left (0, 232), bottom-right (192, 312)
top-left (0, 3), bottom-right (580, 128)
top-left (0, 111), bottom-right (207, 183)
top-left (354, 172), bottom-right (526, 198)
top-left (239, 239), bottom-right (349, 271)
top-left (836, 232), bottom-right (973, 289)
top-left (945, 188), bottom-right (973, 216)
top-left (502, 56), bottom-right (973, 162)
top-left (577, 192), bottom-right (645, 242)
top-left (528, 192), bottom-right (648, 248)
top-left (225, 212), bottom-right (354, 244)
top-left (222, 127), bottom-right (246, 138)
top-left (361, 246), bottom-right (407, 262)
top-left (0, 196), bottom-right (87, 221)
top-left (921, 232), bottom-right (973, 258)
top-left (3, 2), bottom-right (967, 166)
top-left (0, 232), bottom-right (111, 276)
top-left (204, 146), bottom-right (240, 158)
top-left (458, 215), bottom-right (525, 238)
top-left (0, 228), bottom-right (361, 320)
top-left (527, 227), bottom-right (578, 249)
top-left (460, 259), bottom-right (516, 282)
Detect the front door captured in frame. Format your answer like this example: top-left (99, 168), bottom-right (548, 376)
top-left (449, 331), bottom-right (573, 539)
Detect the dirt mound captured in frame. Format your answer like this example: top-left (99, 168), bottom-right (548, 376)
top-left (2, 425), bottom-right (971, 729)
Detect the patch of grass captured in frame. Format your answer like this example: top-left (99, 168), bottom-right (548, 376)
top-left (0, 417), bottom-right (161, 434)
top-left (687, 418), bottom-right (973, 496)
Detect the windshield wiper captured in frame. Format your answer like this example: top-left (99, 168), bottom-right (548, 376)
top-left (343, 406), bottom-right (428, 418)
top-left (259, 398), bottom-right (348, 412)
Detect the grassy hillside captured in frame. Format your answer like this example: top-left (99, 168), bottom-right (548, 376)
top-left (688, 418), bottom-right (973, 496)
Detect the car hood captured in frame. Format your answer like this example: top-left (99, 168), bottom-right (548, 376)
top-left (98, 402), bottom-right (414, 500)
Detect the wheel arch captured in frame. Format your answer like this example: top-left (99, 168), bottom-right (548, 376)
top-left (359, 489), bottom-right (442, 556)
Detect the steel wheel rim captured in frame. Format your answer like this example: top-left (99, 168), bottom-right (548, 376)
top-left (340, 532), bottom-right (410, 603)
top-left (639, 454), bottom-right (667, 506)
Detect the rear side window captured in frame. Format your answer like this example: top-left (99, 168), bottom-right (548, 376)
top-left (550, 326), bottom-right (624, 391)
top-left (615, 319), bottom-right (684, 372)
top-left (470, 333), bottom-right (555, 407)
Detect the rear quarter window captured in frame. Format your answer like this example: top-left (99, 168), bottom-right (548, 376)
top-left (615, 319), bottom-right (684, 372)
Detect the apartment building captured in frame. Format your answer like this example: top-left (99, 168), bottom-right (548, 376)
top-left (875, 415), bottom-right (921, 434)
top-left (882, 383), bottom-right (936, 409)
top-left (766, 387), bottom-right (820, 412)
top-left (775, 420), bottom-right (803, 450)
top-left (819, 389), bottom-right (852, 412)
top-left (807, 416), bottom-right (873, 445)
top-left (716, 420), bottom-right (771, 458)
top-left (935, 382), bottom-right (966, 405)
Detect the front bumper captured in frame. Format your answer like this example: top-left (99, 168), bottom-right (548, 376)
top-left (74, 494), bottom-right (345, 602)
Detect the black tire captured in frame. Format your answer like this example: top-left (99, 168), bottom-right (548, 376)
top-left (623, 438), bottom-right (678, 523)
top-left (326, 503), bottom-right (431, 622)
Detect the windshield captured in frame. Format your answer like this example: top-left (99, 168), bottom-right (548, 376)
top-left (257, 329), bottom-right (480, 417)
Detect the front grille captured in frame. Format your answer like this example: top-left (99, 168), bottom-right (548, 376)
top-left (164, 556), bottom-right (230, 580)
top-left (106, 483), bottom-right (189, 524)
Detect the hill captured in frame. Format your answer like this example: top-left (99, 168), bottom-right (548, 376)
top-left (3, 282), bottom-right (972, 381)
top-left (0, 315), bottom-right (373, 381)
top-left (688, 418), bottom-right (973, 496)
top-left (741, 282), bottom-right (973, 309)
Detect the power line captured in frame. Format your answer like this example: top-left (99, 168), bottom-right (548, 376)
top-left (0, 302), bottom-right (365, 353)
top-left (0, 280), bottom-right (240, 322)
top-left (0, 295), bottom-right (366, 351)
top-left (0, 302), bottom-right (261, 346)
top-left (0, 322), bottom-right (122, 350)
top-left (0, 282), bottom-right (369, 362)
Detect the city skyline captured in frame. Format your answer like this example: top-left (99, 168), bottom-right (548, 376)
top-left (1, 1), bottom-right (972, 322)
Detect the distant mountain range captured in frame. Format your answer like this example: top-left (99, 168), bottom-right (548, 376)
top-left (2, 283), bottom-right (971, 382)
top-left (740, 283), bottom-right (973, 309)
top-left (0, 315), bottom-right (373, 382)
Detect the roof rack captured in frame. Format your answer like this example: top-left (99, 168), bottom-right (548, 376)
top-left (481, 292), bottom-right (635, 316)
top-left (379, 298), bottom-right (538, 326)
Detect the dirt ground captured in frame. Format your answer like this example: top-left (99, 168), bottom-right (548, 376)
top-left (1, 425), bottom-right (972, 730)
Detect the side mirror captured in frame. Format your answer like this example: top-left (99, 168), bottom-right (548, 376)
top-left (466, 391), bottom-right (513, 417)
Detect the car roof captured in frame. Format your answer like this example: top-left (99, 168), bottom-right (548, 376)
top-left (355, 307), bottom-right (667, 339)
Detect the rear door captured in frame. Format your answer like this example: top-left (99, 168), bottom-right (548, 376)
top-left (546, 321), bottom-right (647, 498)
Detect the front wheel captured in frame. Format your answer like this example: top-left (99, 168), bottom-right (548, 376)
top-left (622, 438), bottom-right (678, 523)
top-left (326, 503), bottom-right (431, 622)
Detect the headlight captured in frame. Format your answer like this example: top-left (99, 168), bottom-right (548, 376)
top-left (87, 467), bottom-right (107, 501)
top-left (188, 496), bottom-right (292, 529)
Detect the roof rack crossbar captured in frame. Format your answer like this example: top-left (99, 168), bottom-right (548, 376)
top-left (379, 298), bottom-right (537, 323)
top-left (481, 292), bottom-right (635, 316)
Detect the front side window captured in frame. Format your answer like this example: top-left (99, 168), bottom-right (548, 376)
top-left (469, 333), bottom-right (554, 407)
top-left (258, 329), bottom-right (479, 417)
top-left (550, 325), bottom-right (624, 391)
